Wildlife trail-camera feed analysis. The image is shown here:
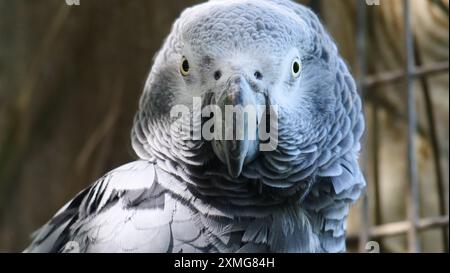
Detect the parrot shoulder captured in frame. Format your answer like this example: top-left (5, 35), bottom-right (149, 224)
top-left (25, 160), bottom-right (210, 253)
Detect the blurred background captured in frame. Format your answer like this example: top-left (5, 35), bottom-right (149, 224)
top-left (0, 0), bottom-right (448, 252)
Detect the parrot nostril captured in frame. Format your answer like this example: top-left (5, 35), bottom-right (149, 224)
top-left (254, 71), bottom-right (263, 80)
top-left (214, 70), bottom-right (222, 80)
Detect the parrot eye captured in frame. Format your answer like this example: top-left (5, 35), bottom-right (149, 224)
top-left (291, 58), bottom-right (302, 78)
top-left (180, 56), bottom-right (190, 76)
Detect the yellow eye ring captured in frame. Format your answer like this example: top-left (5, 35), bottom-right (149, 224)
top-left (180, 56), bottom-right (190, 76)
top-left (292, 58), bottom-right (302, 78)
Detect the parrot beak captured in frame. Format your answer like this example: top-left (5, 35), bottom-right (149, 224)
top-left (212, 75), bottom-right (259, 178)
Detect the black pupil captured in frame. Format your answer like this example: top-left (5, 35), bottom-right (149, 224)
top-left (293, 61), bottom-right (300, 73)
top-left (182, 59), bottom-right (189, 72)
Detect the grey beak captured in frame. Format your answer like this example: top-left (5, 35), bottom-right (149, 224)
top-left (213, 75), bottom-right (258, 178)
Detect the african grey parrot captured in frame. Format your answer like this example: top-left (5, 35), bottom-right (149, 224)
top-left (25, 0), bottom-right (365, 253)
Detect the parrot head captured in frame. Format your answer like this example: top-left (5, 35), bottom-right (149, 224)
top-left (133, 0), bottom-right (348, 190)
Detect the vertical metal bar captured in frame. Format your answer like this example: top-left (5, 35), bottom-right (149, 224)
top-left (403, 0), bottom-right (421, 253)
top-left (413, 39), bottom-right (449, 252)
top-left (356, 0), bottom-right (370, 253)
top-left (372, 104), bottom-right (382, 228)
